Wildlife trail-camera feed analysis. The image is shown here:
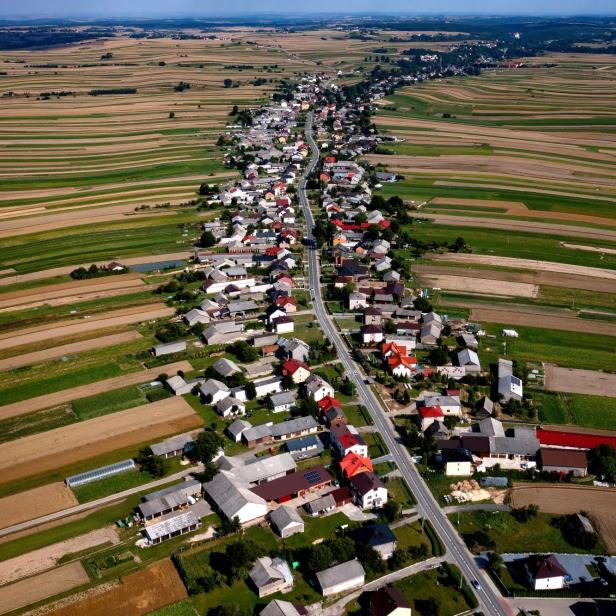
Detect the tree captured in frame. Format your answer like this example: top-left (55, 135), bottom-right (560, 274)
top-left (192, 430), bottom-right (224, 464)
top-left (383, 319), bottom-right (397, 334)
top-left (228, 341), bottom-right (258, 363)
top-left (383, 499), bottom-right (401, 522)
top-left (413, 296), bottom-right (432, 312)
top-left (220, 516), bottom-right (241, 536)
top-left (428, 346), bottom-right (449, 366)
top-left (340, 378), bottom-right (356, 397)
top-left (488, 551), bottom-right (503, 571)
top-left (415, 598), bottom-right (439, 616)
top-left (245, 381), bottom-right (257, 400)
top-left (136, 449), bottom-right (169, 478)
top-left (168, 111), bottom-right (175, 119)
top-left (281, 374), bottom-right (296, 390)
top-left (200, 231), bottom-right (216, 247)
top-left (589, 444), bottom-right (616, 482)
top-left (224, 78), bottom-right (233, 88)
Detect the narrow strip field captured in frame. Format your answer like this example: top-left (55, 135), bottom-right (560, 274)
top-left (0, 483), bottom-right (77, 531)
top-left (0, 562), bottom-right (89, 615)
top-left (545, 365), bottom-right (616, 398)
top-left (0, 360), bottom-right (192, 420)
top-left (417, 273), bottom-right (538, 297)
top-left (0, 304), bottom-right (173, 350)
top-left (47, 559), bottom-right (187, 616)
top-left (0, 331), bottom-right (142, 372)
top-left (0, 398), bottom-right (202, 484)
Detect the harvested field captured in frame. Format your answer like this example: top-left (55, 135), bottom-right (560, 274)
top-left (510, 484), bottom-right (616, 553)
top-left (0, 527), bottom-right (118, 585)
top-left (0, 360), bottom-right (192, 420)
top-left (408, 212), bottom-right (616, 242)
top-left (48, 559), bottom-right (187, 616)
top-left (545, 365), bottom-right (616, 398)
top-left (0, 398), bottom-right (202, 484)
top-left (0, 562), bottom-right (89, 615)
top-left (417, 273), bottom-right (538, 297)
top-left (0, 331), bottom-right (142, 372)
top-left (0, 483), bottom-right (77, 531)
top-left (0, 252), bottom-right (191, 287)
top-left (431, 253), bottom-right (616, 280)
top-left (0, 304), bottom-right (174, 350)
top-left (463, 304), bottom-right (616, 336)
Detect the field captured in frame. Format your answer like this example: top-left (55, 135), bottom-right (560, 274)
top-left (0, 397), bottom-right (202, 484)
top-left (0, 562), bottom-right (89, 615)
top-left (0, 482), bottom-right (77, 530)
top-left (47, 559), bottom-right (187, 616)
top-left (510, 484), bottom-right (616, 553)
top-left (545, 365), bottom-right (616, 397)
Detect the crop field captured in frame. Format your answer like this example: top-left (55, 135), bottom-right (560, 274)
top-left (534, 391), bottom-right (616, 430)
top-left (511, 484), bottom-right (616, 553)
top-left (545, 365), bottom-right (616, 398)
top-left (373, 53), bottom-right (616, 223)
top-left (48, 559), bottom-right (187, 616)
top-left (0, 397), bottom-right (202, 484)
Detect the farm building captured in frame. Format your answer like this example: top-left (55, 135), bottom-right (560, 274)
top-left (166, 375), bottom-right (204, 396)
top-left (539, 448), bottom-right (587, 477)
top-left (251, 465), bottom-right (332, 504)
top-left (249, 557), bottom-right (294, 597)
top-left (150, 433), bottom-right (195, 458)
top-left (227, 419), bottom-right (252, 442)
top-left (498, 358), bottom-right (523, 402)
top-left (143, 479), bottom-right (202, 503)
top-left (143, 511), bottom-right (201, 545)
top-left (316, 559), bottom-right (365, 597)
top-left (286, 435), bottom-right (323, 460)
top-left (151, 340), bottom-right (186, 357)
top-left (304, 493), bottom-right (336, 516)
top-left (203, 472), bottom-right (268, 524)
top-left (270, 391), bottom-right (297, 413)
top-left (138, 492), bottom-right (190, 521)
top-left (259, 600), bottom-right (303, 616)
top-left (270, 505), bottom-right (305, 538)
top-left (65, 459), bottom-right (135, 488)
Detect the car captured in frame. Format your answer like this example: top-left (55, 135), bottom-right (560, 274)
top-left (471, 580), bottom-right (481, 590)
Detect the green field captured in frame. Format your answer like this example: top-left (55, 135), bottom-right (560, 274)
top-left (535, 391), bottom-right (616, 430)
top-left (72, 386), bottom-right (147, 421)
top-left (147, 600), bottom-right (197, 616)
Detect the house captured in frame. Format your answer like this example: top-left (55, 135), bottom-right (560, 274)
top-left (273, 316), bottom-right (295, 334)
top-left (183, 308), bottom-right (211, 328)
top-left (304, 375), bottom-right (335, 402)
top-left (152, 340), bottom-right (186, 357)
top-left (317, 395), bottom-right (341, 417)
top-left (457, 349), bottom-right (481, 371)
top-left (286, 435), bottom-right (323, 460)
top-left (270, 391), bottom-right (297, 413)
top-left (251, 465), bottom-right (332, 504)
top-left (200, 378), bottom-right (230, 404)
top-left (417, 406), bottom-right (444, 432)
top-left (498, 358), bottom-right (523, 402)
top-left (524, 555), bottom-right (567, 590)
top-left (354, 524), bottom-right (397, 560)
top-left (330, 425), bottom-right (368, 458)
top-left (270, 505), bottom-right (305, 538)
top-left (362, 324), bottom-right (384, 345)
top-left (441, 448), bottom-right (474, 476)
top-left (369, 586), bottom-right (412, 616)
top-left (216, 395), bottom-right (246, 418)
top-left (202, 322), bottom-right (245, 345)
top-left (348, 292), bottom-right (369, 310)
top-left (249, 557), bottom-right (294, 598)
top-left (271, 416), bottom-right (318, 442)
top-left (284, 338), bottom-right (310, 363)
top-left (419, 395), bottom-right (461, 416)
top-left (143, 511), bottom-right (201, 545)
top-left (363, 307), bottom-right (383, 325)
top-left (475, 397), bottom-right (494, 418)
top-left (316, 559), bottom-right (366, 597)
top-left (340, 452), bottom-right (373, 479)
top-left (203, 472), bottom-right (268, 524)
top-left (540, 447), bottom-right (587, 477)
top-left (254, 376), bottom-right (283, 398)
top-left (212, 357), bottom-right (242, 378)
top-left (282, 359), bottom-right (311, 384)
top-left (349, 472), bottom-right (388, 509)
top-left (324, 405), bottom-right (348, 428)
top-left (227, 419), bottom-right (252, 443)
top-left (259, 600), bottom-right (304, 616)
top-left (387, 354), bottom-right (417, 379)
top-left (419, 322), bottom-right (441, 345)
top-left (150, 433), bottom-right (194, 459)
top-left (304, 493), bottom-right (336, 516)
top-left (166, 375), bottom-right (203, 396)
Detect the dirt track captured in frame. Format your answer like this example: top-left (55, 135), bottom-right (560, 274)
top-left (431, 253), bottom-right (616, 281)
top-left (0, 331), bottom-right (142, 372)
top-left (409, 212), bottom-right (616, 242)
top-left (545, 365), bottom-right (616, 397)
top-left (0, 304), bottom-right (174, 350)
top-left (511, 484), bottom-right (616, 553)
top-left (0, 252), bottom-right (191, 287)
top-left (0, 527), bottom-right (118, 585)
top-left (0, 397), bottom-right (202, 484)
top-left (0, 360), bottom-right (192, 420)
top-left (0, 562), bottom-right (89, 615)
top-left (47, 559), bottom-right (187, 616)
top-left (0, 483), bottom-right (78, 530)
top-left (417, 273), bottom-right (538, 297)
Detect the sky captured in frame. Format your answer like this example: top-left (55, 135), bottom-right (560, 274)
top-left (3, 0), bottom-right (615, 18)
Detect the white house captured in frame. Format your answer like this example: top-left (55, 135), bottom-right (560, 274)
top-left (273, 316), bottom-right (294, 334)
top-left (304, 375), bottom-right (335, 402)
top-left (420, 395), bottom-right (461, 416)
top-left (269, 391), bottom-right (297, 413)
top-left (254, 376), bottom-right (283, 398)
top-left (216, 396), bottom-right (246, 418)
top-left (349, 472), bottom-right (388, 509)
top-left (200, 379), bottom-right (230, 404)
top-left (525, 555), bottom-right (567, 591)
top-left (458, 348), bottom-right (481, 370)
top-left (362, 325), bottom-right (383, 345)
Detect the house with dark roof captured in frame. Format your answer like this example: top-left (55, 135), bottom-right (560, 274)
top-left (349, 472), bottom-right (388, 509)
top-left (523, 555), bottom-right (567, 590)
top-left (354, 524), bottom-right (397, 560)
top-left (369, 586), bottom-right (411, 616)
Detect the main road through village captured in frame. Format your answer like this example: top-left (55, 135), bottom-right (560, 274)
top-left (300, 111), bottom-right (510, 616)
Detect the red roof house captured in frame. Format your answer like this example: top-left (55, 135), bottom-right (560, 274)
top-left (340, 452), bottom-right (374, 479)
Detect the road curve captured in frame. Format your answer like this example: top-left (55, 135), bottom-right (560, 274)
top-left (300, 111), bottom-right (510, 616)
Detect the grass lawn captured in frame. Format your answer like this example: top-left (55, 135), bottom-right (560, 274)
top-left (451, 510), bottom-right (606, 555)
top-left (385, 476), bottom-right (416, 508)
top-left (422, 472), bottom-right (463, 505)
top-left (342, 404), bottom-right (373, 427)
top-left (393, 521), bottom-right (432, 552)
top-left (363, 432), bottom-right (389, 458)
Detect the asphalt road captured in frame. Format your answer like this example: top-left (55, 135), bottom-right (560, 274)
top-left (300, 111), bottom-right (510, 616)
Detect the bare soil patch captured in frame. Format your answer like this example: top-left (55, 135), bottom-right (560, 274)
top-left (562, 242), bottom-right (616, 256)
top-left (0, 527), bottom-right (118, 585)
top-left (511, 484), bottom-right (616, 553)
top-left (417, 273), bottom-right (538, 297)
top-left (0, 331), bottom-right (142, 372)
top-left (545, 365), bottom-right (616, 397)
top-left (0, 483), bottom-right (77, 531)
top-left (0, 360), bottom-right (192, 420)
top-left (0, 562), bottom-right (89, 615)
top-left (431, 254), bottom-right (616, 281)
top-left (0, 398), bottom-right (202, 484)
top-left (48, 559), bottom-right (186, 616)
top-left (0, 304), bottom-right (174, 350)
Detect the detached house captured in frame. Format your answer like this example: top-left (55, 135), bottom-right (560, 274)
top-left (304, 375), bottom-right (335, 402)
top-left (349, 472), bottom-right (388, 509)
top-left (282, 359), bottom-right (311, 384)
top-left (330, 425), bottom-right (368, 458)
